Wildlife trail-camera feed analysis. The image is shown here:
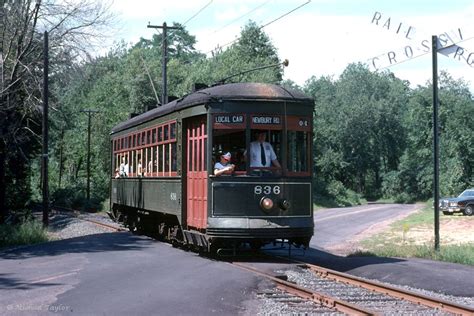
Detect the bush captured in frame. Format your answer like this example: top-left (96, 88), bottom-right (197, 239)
top-left (0, 221), bottom-right (49, 248)
top-left (327, 180), bottom-right (364, 207)
top-left (52, 186), bottom-right (103, 212)
top-left (394, 192), bottom-right (416, 204)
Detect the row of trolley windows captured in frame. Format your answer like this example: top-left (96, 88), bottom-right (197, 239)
top-left (114, 144), bottom-right (177, 177)
top-left (113, 122), bottom-right (177, 152)
top-left (113, 121), bottom-right (177, 177)
top-left (112, 119), bottom-right (310, 177)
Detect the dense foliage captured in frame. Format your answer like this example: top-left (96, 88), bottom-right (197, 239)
top-left (305, 68), bottom-right (473, 205)
top-left (1, 2), bottom-right (473, 218)
top-left (0, 0), bottom-right (113, 221)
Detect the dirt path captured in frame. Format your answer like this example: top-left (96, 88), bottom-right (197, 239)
top-left (400, 216), bottom-right (474, 245)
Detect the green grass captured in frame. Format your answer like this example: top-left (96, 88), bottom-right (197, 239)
top-left (353, 243), bottom-right (474, 266)
top-left (0, 221), bottom-right (49, 249)
top-left (100, 198), bottom-right (110, 214)
top-left (355, 201), bottom-right (474, 266)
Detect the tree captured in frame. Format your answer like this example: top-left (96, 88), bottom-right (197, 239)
top-left (0, 0), bottom-right (113, 222)
top-left (304, 64), bottom-right (408, 201)
top-left (388, 72), bottom-right (474, 201)
top-left (184, 21), bottom-right (284, 88)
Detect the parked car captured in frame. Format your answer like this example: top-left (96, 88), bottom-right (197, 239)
top-left (439, 189), bottom-right (474, 216)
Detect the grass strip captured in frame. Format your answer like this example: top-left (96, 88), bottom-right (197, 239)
top-left (0, 221), bottom-right (49, 249)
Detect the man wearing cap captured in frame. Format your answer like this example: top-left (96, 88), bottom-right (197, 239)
top-left (249, 131), bottom-right (281, 169)
top-left (214, 152), bottom-right (235, 176)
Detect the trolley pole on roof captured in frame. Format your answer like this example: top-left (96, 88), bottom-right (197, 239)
top-left (147, 22), bottom-right (181, 105)
top-left (80, 109), bottom-right (100, 204)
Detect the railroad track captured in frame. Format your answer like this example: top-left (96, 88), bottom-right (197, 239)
top-left (44, 208), bottom-right (474, 315)
top-left (51, 206), bottom-right (125, 232)
top-left (231, 257), bottom-right (474, 315)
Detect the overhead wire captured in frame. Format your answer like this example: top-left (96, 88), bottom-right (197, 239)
top-left (259, 0), bottom-right (310, 29)
top-left (205, 0), bottom-right (311, 55)
top-left (182, 0), bottom-right (214, 26)
top-left (210, 0), bottom-right (272, 35)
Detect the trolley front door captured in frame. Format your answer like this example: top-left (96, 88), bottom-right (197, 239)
top-left (186, 116), bottom-right (208, 229)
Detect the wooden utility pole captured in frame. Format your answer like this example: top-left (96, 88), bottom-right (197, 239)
top-left (147, 22), bottom-right (181, 105)
top-left (80, 109), bottom-right (100, 203)
top-left (42, 31), bottom-right (49, 227)
top-left (432, 35), bottom-right (440, 251)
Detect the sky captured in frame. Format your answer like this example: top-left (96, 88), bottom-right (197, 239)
top-left (108, 0), bottom-right (474, 91)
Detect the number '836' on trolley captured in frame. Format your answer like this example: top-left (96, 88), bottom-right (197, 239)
top-left (110, 82), bottom-right (314, 252)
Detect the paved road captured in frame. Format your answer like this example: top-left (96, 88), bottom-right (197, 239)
top-left (1, 203), bottom-right (473, 316)
top-left (311, 203), bottom-right (420, 252)
top-left (0, 233), bottom-right (260, 316)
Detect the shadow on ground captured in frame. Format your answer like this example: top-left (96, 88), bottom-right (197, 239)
top-left (0, 273), bottom-right (62, 290)
top-left (211, 243), bottom-right (405, 274)
top-left (256, 244), bottom-right (406, 273)
top-left (0, 232), bottom-right (153, 260)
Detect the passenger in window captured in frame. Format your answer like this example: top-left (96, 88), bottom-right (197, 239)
top-left (119, 157), bottom-right (129, 177)
top-left (147, 159), bottom-right (154, 177)
top-left (214, 152), bottom-right (235, 176)
top-left (137, 159), bottom-right (143, 177)
top-left (249, 131), bottom-right (281, 168)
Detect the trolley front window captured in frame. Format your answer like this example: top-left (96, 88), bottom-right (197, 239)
top-left (211, 113), bottom-right (311, 177)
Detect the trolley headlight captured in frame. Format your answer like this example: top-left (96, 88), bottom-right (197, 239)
top-left (260, 197), bottom-right (274, 211)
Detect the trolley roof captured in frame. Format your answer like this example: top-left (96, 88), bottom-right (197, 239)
top-left (111, 82), bottom-right (313, 134)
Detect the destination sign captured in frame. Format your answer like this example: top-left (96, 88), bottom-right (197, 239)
top-left (213, 114), bottom-right (246, 129)
top-left (252, 116), bottom-right (281, 125)
top-left (214, 115), bottom-right (244, 124)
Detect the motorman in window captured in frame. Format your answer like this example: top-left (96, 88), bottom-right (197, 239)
top-left (249, 131), bottom-right (281, 169)
top-left (214, 152), bottom-right (235, 176)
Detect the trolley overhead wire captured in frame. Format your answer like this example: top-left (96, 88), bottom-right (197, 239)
top-left (210, 0), bottom-right (272, 35)
top-left (205, 0), bottom-right (311, 55)
top-left (259, 0), bottom-right (310, 29)
top-left (182, 0), bottom-right (214, 26)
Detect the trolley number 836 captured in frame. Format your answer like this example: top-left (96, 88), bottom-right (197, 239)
top-left (254, 185), bottom-right (281, 195)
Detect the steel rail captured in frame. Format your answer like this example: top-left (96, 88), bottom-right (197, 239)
top-left (231, 262), bottom-right (379, 316)
top-left (51, 207), bottom-right (125, 232)
top-left (275, 256), bottom-right (474, 316)
top-left (77, 217), bottom-right (125, 232)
